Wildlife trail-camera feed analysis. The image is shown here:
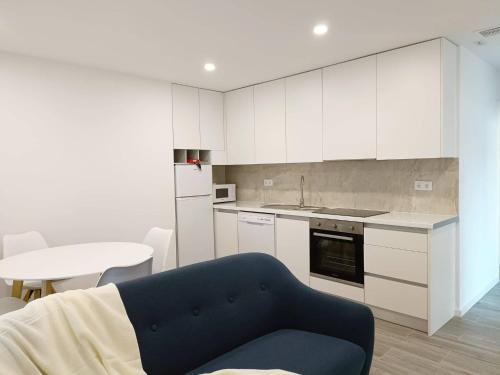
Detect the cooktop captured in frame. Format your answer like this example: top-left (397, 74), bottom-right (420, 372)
top-left (312, 208), bottom-right (388, 218)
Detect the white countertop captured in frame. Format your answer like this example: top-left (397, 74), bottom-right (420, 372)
top-left (213, 201), bottom-right (457, 229)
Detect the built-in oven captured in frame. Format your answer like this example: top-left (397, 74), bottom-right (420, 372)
top-left (310, 218), bottom-right (364, 286)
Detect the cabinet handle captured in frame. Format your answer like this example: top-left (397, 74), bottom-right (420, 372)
top-left (312, 232), bottom-right (354, 241)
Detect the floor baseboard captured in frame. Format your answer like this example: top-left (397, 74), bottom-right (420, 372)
top-left (456, 275), bottom-right (499, 316)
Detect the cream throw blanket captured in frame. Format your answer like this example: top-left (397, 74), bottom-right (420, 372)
top-left (0, 284), bottom-right (146, 375)
top-left (0, 284), bottom-right (298, 375)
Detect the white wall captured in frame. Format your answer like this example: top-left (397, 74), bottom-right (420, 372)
top-left (457, 47), bottom-right (500, 315)
top-left (0, 53), bottom-right (176, 296)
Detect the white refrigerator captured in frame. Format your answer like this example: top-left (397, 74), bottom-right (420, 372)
top-left (175, 164), bottom-right (215, 267)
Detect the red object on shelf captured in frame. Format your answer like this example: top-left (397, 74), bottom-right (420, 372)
top-left (187, 158), bottom-right (202, 170)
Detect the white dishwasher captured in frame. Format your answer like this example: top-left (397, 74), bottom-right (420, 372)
top-left (237, 212), bottom-right (276, 256)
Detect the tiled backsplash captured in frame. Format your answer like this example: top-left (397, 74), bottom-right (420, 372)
top-left (215, 158), bottom-right (458, 214)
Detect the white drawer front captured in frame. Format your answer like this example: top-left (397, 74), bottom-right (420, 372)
top-left (365, 226), bottom-right (427, 253)
top-left (365, 244), bottom-right (428, 284)
top-left (365, 275), bottom-right (427, 319)
top-left (310, 276), bottom-right (364, 303)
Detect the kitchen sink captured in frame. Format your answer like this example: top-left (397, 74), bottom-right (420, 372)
top-left (260, 204), bottom-right (322, 212)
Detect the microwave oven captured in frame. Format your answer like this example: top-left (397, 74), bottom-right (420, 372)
top-left (213, 184), bottom-right (236, 203)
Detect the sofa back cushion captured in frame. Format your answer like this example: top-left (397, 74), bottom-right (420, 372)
top-left (117, 253), bottom-right (295, 375)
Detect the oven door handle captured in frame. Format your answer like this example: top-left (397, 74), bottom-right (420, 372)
top-left (312, 232), bottom-right (354, 241)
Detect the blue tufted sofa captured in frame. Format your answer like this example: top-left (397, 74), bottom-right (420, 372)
top-left (117, 253), bottom-right (374, 375)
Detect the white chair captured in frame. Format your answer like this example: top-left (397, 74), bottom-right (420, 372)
top-left (96, 257), bottom-right (153, 287)
top-left (54, 228), bottom-right (172, 293)
top-left (142, 227), bottom-right (173, 274)
top-left (2, 231), bottom-right (48, 301)
top-left (0, 297), bottom-right (27, 316)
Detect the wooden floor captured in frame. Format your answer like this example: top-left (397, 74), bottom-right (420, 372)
top-left (371, 281), bottom-right (500, 374)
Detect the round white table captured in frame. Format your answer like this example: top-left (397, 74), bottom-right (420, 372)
top-left (0, 242), bottom-right (153, 298)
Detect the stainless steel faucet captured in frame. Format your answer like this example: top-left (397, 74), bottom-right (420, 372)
top-left (299, 175), bottom-right (305, 208)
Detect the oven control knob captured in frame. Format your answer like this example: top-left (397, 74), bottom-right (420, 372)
top-left (351, 226), bottom-right (355, 231)
top-left (318, 222), bottom-right (321, 226)
top-left (333, 224), bottom-right (337, 229)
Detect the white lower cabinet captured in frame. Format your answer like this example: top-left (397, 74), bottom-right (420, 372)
top-left (364, 244), bottom-right (427, 284)
top-left (365, 275), bottom-right (428, 319)
top-left (276, 216), bottom-right (310, 285)
top-left (310, 276), bottom-right (364, 303)
top-left (365, 226), bottom-right (428, 252)
top-left (364, 223), bottom-right (456, 335)
top-left (214, 210), bottom-right (238, 258)
top-left (210, 208), bottom-right (456, 335)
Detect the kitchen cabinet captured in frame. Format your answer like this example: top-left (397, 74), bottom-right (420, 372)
top-left (364, 222), bottom-right (456, 335)
top-left (211, 147), bottom-right (227, 166)
top-left (211, 204), bottom-right (457, 334)
top-left (254, 79), bottom-right (286, 164)
top-left (364, 244), bottom-right (427, 284)
top-left (285, 70), bottom-right (323, 163)
top-left (225, 87), bottom-right (255, 164)
top-left (376, 38), bottom-right (458, 159)
top-left (172, 84), bottom-right (200, 149)
top-left (365, 275), bottom-right (428, 319)
top-left (276, 216), bottom-right (310, 285)
top-left (323, 56), bottom-right (376, 160)
top-left (172, 85), bottom-right (225, 151)
top-left (200, 89), bottom-right (224, 150)
top-left (365, 226), bottom-right (427, 252)
top-left (214, 209), bottom-right (238, 258)
top-left (310, 276), bottom-right (364, 303)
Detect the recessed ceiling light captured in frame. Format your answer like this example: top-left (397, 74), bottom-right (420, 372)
top-left (204, 63), bottom-right (216, 72)
top-left (313, 23), bottom-right (328, 36)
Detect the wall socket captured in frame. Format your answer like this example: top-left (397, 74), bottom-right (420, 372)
top-left (415, 180), bottom-right (433, 191)
top-left (263, 179), bottom-right (273, 187)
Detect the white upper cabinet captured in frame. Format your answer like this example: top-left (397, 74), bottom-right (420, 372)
top-left (376, 38), bottom-right (458, 160)
top-left (323, 56), bottom-right (377, 160)
top-left (200, 89), bottom-right (225, 150)
top-left (285, 70), bottom-right (323, 163)
top-left (172, 84), bottom-right (200, 149)
top-left (254, 79), bottom-right (286, 164)
top-left (225, 87), bottom-right (255, 165)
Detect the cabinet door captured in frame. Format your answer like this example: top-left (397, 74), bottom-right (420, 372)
top-left (276, 216), bottom-right (310, 285)
top-left (214, 210), bottom-right (238, 258)
top-left (172, 84), bottom-right (200, 149)
top-left (254, 79), bottom-right (286, 163)
top-left (285, 70), bottom-right (322, 163)
top-left (225, 87), bottom-right (255, 164)
top-left (323, 56), bottom-right (376, 160)
top-left (211, 149), bottom-right (227, 166)
top-left (376, 39), bottom-right (441, 159)
top-left (200, 89), bottom-right (224, 150)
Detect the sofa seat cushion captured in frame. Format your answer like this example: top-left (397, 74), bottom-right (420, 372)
top-left (187, 329), bottom-right (366, 375)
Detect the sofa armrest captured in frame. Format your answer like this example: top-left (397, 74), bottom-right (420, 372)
top-left (286, 284), bottom-right (374, 375)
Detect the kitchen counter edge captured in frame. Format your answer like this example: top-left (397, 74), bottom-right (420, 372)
top-left (213, 201), bottom-right (458, 230)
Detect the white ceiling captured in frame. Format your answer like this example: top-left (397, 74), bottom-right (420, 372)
top-left (0, 0), bottom-right (499, 91)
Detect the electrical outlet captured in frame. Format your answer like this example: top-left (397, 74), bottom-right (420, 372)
top-left (264, 179), bottom-right (273, 187)
top-left (415, 180), bottom-right (433, 191)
